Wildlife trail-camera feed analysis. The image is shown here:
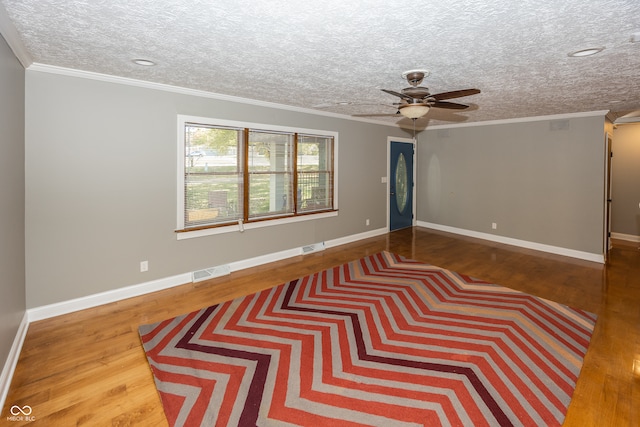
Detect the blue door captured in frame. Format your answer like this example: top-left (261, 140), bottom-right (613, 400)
top-left (390, 141), bottom-right (414, 231)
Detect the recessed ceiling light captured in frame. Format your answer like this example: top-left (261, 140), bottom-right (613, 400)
top-left (568, 47), bottom-right (604, 57)
top-left (132, 59), bottom-right (156, 66)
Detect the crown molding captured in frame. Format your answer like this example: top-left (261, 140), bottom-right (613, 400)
top-left (0, 4), bottom-right (32, 68)
top-left (26, 63), bottom-right (608, 131)
top-left (423, 110), bottom-right (610, 130)
top-left (26, 62), bottom-right (396, 127)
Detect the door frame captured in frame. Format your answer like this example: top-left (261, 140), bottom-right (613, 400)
top-left (603, 132), bottom-right (613, 259)
top-left (387, 136), bottom-right (417, 231)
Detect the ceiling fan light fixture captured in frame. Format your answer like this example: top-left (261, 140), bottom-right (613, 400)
top-left (399, 104), bottom-right (430, 119)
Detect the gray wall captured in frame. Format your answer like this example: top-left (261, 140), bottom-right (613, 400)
top-left (0, 35), bottom-right (26, 371)
top-left (416, 116), bottom-right (606, 255)
top-left (611, 123), bottom-right (640, 237)
top-left (25, 70), bottom-right (409, 308)
top-left (23, 68), bottom-right (611, 310)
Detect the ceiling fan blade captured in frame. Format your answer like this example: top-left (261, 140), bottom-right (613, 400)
top-left (381, 89), bottom-right (413, 101)
top-left (431, 101), bottom-right (469, 110)
top-left (430, 88), bottom-right (480, 101)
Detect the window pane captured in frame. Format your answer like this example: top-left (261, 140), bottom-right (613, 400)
top-left (184, 125), bottom-right (243, 227)
top-left (248, 131), bottom-right (294, 218)
top-left (297, 135), bottom-right (333, 212)
top-left (179, 119), bottom-right (335, 232)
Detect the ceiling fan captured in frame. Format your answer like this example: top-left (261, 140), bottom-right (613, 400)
top-left (381, 69), bottom-right (480, 119)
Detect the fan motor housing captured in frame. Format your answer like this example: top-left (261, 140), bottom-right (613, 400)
top-left (402, 86), bottom-right (431, 99)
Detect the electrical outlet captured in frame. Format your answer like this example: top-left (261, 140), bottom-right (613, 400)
top-left (492, 222), bottom-right (497, 230)
top-left (366, 219), bottom-right (370, 226)
top-left (140, 260), bottom-right (149, 272)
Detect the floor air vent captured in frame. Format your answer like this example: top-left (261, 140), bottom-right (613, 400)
top-left (192, 264), bottom-right (231, 283)
top-left (301, 242), bottom-right (325, 254)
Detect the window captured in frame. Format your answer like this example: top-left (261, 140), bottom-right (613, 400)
top-left (178, 116), bottom-right (337, 235)
top-left (248, 131), bottom-right (294, 219)
top-left (297, 135), bottom-right (333, 213)
top-left (184, 125), bottom-right (243, 227)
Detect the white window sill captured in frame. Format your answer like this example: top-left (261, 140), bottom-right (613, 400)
top-left (176, 210), bottom-right (338, 240)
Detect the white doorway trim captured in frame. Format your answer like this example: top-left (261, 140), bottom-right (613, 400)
top-left (603, 132), bottom-right (613, 258)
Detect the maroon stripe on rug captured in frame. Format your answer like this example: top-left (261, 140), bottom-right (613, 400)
top-left (280, 277), bottom-right (514, 426)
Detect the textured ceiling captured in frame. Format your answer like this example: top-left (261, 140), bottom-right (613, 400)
top-left (2, 0), bottom-right (640, 128)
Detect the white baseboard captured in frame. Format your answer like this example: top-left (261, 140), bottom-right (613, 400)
top-left (417, 221), bottom-right (605, 264)
top-left (27, 227), bottom-right (389, 322)
top-left (0, 312), bottom-right (29, 411)
top-left (325, 227), bottom-right (388, 248)
top-left (22, 222), bottom-right (603, 323)
top-left (228, 227), bottom-right (388, 271)
top-left (611, 232), bottom-right (640, 243)
top-left (227, 246), bottom-right (307, 273)
top-left (27, 273), bottom-right (192, 322)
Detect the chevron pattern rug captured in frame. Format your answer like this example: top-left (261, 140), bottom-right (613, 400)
top-left (139, 251), bottom-right (596, 427)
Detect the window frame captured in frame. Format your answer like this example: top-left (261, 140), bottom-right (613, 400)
top-left (176, 115), bottom-right (338, 240)
top-left (246, 129), bottom-right (295, 220)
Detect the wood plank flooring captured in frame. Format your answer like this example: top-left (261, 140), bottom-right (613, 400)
top-left (3, 227), bottom-right (639, 426)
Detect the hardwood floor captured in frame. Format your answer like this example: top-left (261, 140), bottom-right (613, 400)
top-left (3, 227), bottom-right (639, 426)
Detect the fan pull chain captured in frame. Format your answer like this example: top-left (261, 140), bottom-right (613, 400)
top-left (412, 118), bottom-right (417, 142)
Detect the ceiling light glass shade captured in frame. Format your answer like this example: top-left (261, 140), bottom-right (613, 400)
top-left (399, 104), bottom-right (430, 119)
